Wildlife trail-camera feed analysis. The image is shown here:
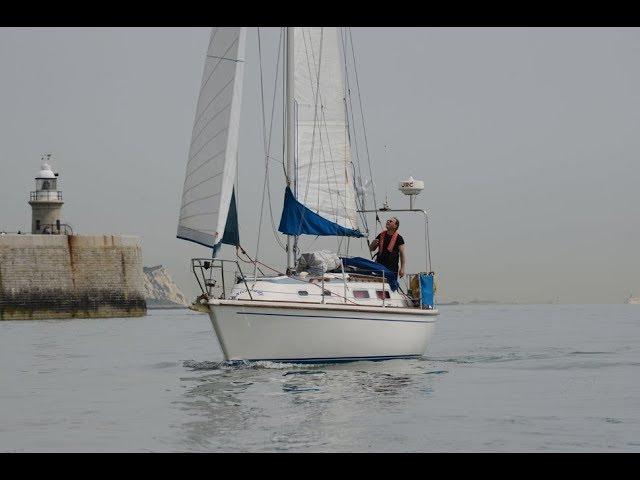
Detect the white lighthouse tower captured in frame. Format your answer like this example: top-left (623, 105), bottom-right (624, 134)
top-left (28, 154), bottom-right (64, 234)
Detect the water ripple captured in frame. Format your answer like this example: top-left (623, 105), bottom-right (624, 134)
top-left (569, 351), bottom-right (612, 355)
top-left (282, 384), bottom-right (321, 393)
top-left (283, 370), bottom-right (326, 376)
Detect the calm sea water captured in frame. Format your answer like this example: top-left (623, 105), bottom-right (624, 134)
top-left (1, 305), bottom-right (638, 452)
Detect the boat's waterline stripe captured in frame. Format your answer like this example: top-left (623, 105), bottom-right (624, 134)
top-left (236, 311), bottom-right (436, 324)
top-left (213, 299), bottom-right (439, 316)
top-left (243, 354), bottom-right (422, 363)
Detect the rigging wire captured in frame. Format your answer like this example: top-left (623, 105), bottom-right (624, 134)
top-left (297, 28), bottom-right (324, 214)
top-left (340, 29), bottom-right (364, 183)
top-left (310, 30), bottom-right (358, 237)
top-left (236, 246), bottom-right (277, 277)
top-left (291, 27), bottom-right (332, 257)
top-left (253, 27), bottom-right (270, 280)
top-left (253, 28), bottom-right (286, 281)
top-left (340, 28), bottom-right (380, 240)
top-left (303, 28), bottom-right (352, 256)
top-left (253, 28), bottom-right (369, 263)
top-left (346, 28), bottom-right (382, 236)
top-left (340, 28), bottom-right (368, 236)
top-left (236, 134), bottom-right (240, 237)
top-left (340, 28), bottom-right (378, 250)
top-left (263, 29), bottom-right (287, 251)
top-left (348, 28), bottom-right (377, 211)
top-left (296, 28), bottom-right (361, 256)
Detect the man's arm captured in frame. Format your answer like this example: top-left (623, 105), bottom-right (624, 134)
top-left (369, 238), bottom-right (379, 252)
top-left (398, 244), bottom-right (406, 278)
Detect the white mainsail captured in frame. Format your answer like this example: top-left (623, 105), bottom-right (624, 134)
top-left (290, 27), bottom-right (360, 232)
top-left (178, 27), bottom-right (246, 249)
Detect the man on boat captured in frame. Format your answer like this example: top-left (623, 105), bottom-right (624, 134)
top-left (369, 217), bottom-right (406, 278)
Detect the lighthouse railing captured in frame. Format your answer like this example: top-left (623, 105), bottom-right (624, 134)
top-left (30, 191), bottom-right (63, 201)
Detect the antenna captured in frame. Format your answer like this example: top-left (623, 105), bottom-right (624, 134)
top-left (383, 144), bottom-right (390, 208)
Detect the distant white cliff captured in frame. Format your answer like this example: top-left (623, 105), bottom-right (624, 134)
top-left (143, 265), bottom-right (188, 309)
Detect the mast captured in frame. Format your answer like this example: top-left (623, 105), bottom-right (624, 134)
top-left (285, 27), bottom-right (295, 271)
top-left (277, 28), bottom-right (363, 259)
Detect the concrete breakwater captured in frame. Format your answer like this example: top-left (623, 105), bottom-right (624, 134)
top-left (0, 234), bottom-right (146, 320)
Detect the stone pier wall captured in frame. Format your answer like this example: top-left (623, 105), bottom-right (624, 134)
top-left (0, 234), bottom-right (147, 320)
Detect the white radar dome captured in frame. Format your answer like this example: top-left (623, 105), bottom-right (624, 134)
top-left (398, 176), bottom-right (424, 196)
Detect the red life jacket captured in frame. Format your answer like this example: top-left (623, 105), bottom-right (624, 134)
top-left (378, 230), bottom-right (399, 253)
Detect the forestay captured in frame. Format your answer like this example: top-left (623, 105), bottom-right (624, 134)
top-left (177, 27), bottom-right (246, 252)
top-left (279, 27), bottom-right (361, 237)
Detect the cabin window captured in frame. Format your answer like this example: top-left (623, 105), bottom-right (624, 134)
top-left (376, 290), bottom-right (391, 299)
top-left (298, 290), bottom-right (309, 296)
top-left (353, 290), bottom-right (370, 299)
top-left (323, 290), bottom-right (332, 296)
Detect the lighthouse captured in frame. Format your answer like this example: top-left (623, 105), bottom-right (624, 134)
top-left (28, 154), bottom-right (64, 234)
top-left (0, 154), bottom-right (146, 320)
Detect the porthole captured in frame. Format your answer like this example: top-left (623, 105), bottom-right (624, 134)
top-left (298, 290), bottom-right (309, 296)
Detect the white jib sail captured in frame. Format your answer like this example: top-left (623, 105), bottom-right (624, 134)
top-left (178, 27), bottom-right (246, 248)
top-left (292, 27), bottom-right (360, 231)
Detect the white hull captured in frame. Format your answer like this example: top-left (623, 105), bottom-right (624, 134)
top-left (206, 299), bottom-right (438, 363)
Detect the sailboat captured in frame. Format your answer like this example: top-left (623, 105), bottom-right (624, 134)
top-left (177, 27), bottom-right (439, 363)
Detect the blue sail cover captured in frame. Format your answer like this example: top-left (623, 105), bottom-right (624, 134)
top-left (341, 256), bottom-right (399, 292)
top-left (278, 187), bottom-right (364, 238)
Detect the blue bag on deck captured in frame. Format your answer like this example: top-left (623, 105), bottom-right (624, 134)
top-left (419, 272), bottom-right (435, 308)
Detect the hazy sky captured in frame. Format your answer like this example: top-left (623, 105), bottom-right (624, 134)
top-left (1, 27), bottom-right (639, 303)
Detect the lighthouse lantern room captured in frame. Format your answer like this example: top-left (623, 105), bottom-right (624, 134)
top-left (28, 154), bottom-right (64, 234)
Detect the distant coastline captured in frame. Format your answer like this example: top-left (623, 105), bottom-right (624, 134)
top-left (438, 300), bottom-right (504, 306)
top-left (145, 298), bottom-right (188, 310)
